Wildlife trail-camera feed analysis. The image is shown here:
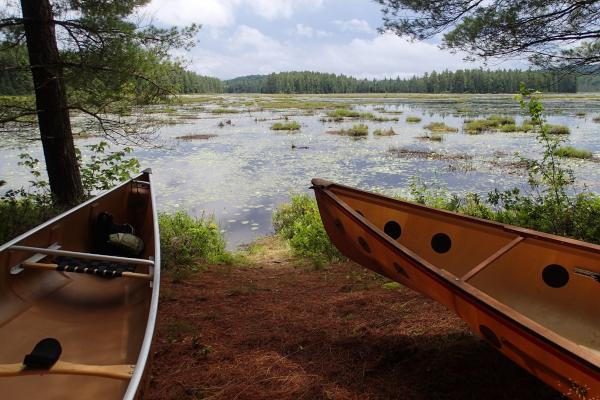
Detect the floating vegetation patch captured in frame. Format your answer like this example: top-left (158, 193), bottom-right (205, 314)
top-left (424, 122), bottom-right (458, 133)
top-left (406, 116), bottom-right (422, 123)
top-left (463, 115), bottom-right (516, 134)
top-left (176, 134), bottom-right (218, 141)
top-left (593, 116), bottom-right (600, 123)
top-left (543, 124), bottom-right (570, 135)
top-left (258, 100), bottom-right (348, 110)
top-left (271, 121), bottom-right (301, 131)
top-left (211, 108), bottom-right (243, 114)
top-left (322, 109), bottom-right (398, 122)
top-left (373, 128), bottom-right (396, 136)
top-left (576, 112), bottom-right (586, 117)
top-left (389, 146), bottom-right (472, 161)
top-left (327, 123), bottom-right (369, 137)
top-left (416, 134), bottom-right (443, 142)
top-left (553, 146), bottom-right (593, 159)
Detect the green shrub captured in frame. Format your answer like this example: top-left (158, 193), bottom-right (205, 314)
top-left (0, 199), bottom-right (56, 244)
top-left (424, 122), bottom-right (458, 133)
top-left (272, 194), bottom-right (343, 265)
top-left (159, 211), bottom-right (231, 278)
top-left (373, 128), bottom-right (396, 136)
top-left (271, 121), bottom-right (301, 131)
top-left (543, 124), bottom-right (570, 135)
top-left (406, 116), bottom-right (422, 123)
top-left (553, 146), bottom-right (593, 159)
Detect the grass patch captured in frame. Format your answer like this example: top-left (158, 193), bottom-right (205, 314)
top-left (576, 112), bottom-right (586, 117)
top-left (417, 134), bottom-right (443, 142)
top-left (159, 211), bottom-right (232, 280)
top-left (463, 115), bottom-right (515, 134)
top-left (341, 124), bottom-right (369, 137)
top-left (271, 121), bottom-right (301, 131)
top-left (176, 134), bottom-right (218, 141)
top-left (593, 116), bottom-right (600, 123)
top-left (211, 108), bottom-right (242, 114)
top-left (273, 194), bottom-right (343, 266)
top-left (424, 122), bottom-right (458, 133)
top-left (543, 124), bottom-right (570, 135)
top-left (323, 109), bottom-right (397, 122)
top-left (373, 128), bottom-right (396, 136)
top-left (553, 146), bottom-right (593, 159)
top-left (406, 116), bottom-right (422, 123)
top-left (326, 109), bottom-right (362, 119)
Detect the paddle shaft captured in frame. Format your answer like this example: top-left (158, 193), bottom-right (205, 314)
top-left (0, 360), bottom-right (134, 380)
top-left (21, 262), bottom-right (152, 281)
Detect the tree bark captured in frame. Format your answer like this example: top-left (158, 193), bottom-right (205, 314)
top-left (20, 0), bottom-right (83, 205)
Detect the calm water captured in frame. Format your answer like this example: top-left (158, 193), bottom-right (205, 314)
top-left (3, 94), bottom-right (600, 248)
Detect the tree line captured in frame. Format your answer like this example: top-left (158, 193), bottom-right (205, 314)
top-left (226, 69), bottom-right (578, 94)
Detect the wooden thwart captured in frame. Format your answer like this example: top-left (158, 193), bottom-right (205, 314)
top-left (0, 360), bottom-right (134, 380)
top-left (22, 262), bottom-right (152, 281)
top-left (461, 236), bottom-right (525, 282)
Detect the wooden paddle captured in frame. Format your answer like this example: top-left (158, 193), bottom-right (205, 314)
top-left (0, 360), bottom-right (134, 380)
top-left (21, 262), bottom-right (152, 281)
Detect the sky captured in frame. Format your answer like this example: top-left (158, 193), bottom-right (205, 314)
top-left (142, 0), bottom-right (520, 80)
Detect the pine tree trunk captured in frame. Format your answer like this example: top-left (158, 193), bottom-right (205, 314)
top-left (20, 0), bottom-right (83, 205)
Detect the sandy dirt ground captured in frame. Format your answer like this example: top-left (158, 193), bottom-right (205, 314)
top-left (146, 238), bottom-right (562, 400)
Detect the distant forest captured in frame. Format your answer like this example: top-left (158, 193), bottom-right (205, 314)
top-left (1, 49), bottom-right (597, 95)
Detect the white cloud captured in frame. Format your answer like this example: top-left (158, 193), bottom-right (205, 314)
top-left (143, 0), bottom-right (325, 27)
top-left (295, 24), bottom-right (331, 38)
top-left (333, 19), bottom-right (373, 34)
top-left (248, 0), bottom-right (325, 20)
top-left (143, 0), bottom-right (239, 27)
top-left (189, 28), bottom-right (484, 80)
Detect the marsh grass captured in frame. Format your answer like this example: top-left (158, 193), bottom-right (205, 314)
top-left (341, 124), bottom-right (369, 137)
top-left (211, 108), bottom-right (243, 114)
top-left (593, 116), bottom-right (600, 123)
top-left (271, 121), bottom-right (301, 131)
top-left (463, 115), bottom-right (515, 134)
top-left (424, 122), bottom-right (458, 133)
top-left (373, 128), bottom-right (396, 136)
top-left (553, 146), bottom-right (593, 159)
top-left (417, 134), bottom-right (444, 142)
top-left (406, 116), bottom-right (422, 123)
top-left (543, 124), bottom-right (570, 135)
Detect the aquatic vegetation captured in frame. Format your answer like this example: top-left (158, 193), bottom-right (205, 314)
top-left (576, 112), bottom-right (586, 117)
top-left (159, 211), bottom-right (232, 278)
top-left (553, 146), bottom-right (593, 159)
top-left (543, 124), bottom-right (570, 135)
top-left (342, 124), bottom-right (369, 137)
top-left (211, 108), bottom-right (243, 114)
top-left (417, 134), bottom-right (443, 142)
top-left (463, 115), bottom-right (516, 133)
top-left (326, 109), bottom-right (362, 118)
top-left (424, 122), bottom-right (458, 133)
top-left (373, 128), bottom-right (396, 136)
top-left (593, 116), bottom-right (600, 123)
top-left (272, 194), bottom-right (343, 266)
top-left (406, 116), bottom-right (422, 123)
top-left (271, 121), bottom-right (301, 131)
top-left (176, 134), bottom-right (218, 141)
top-left (258, 100), bottom-right (348, 110)
top-left (370, 115), bottom-right (399, 122)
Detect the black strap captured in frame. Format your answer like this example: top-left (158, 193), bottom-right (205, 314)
top-left (23, 338), bottom-right (62, 370)
top-left (56, 264), bottom-right (124, 277)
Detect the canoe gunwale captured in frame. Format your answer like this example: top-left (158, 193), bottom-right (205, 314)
top-left (123, 170), bottom-right (160, 400)
top-left (312, 179), bottom-right (600, 378)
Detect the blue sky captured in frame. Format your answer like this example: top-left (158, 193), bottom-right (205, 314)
top-left (143, 0), bottom-right (520, 80)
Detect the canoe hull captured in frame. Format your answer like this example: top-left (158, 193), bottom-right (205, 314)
top-left (0, 171), bottom-right (160, 399)
top-left (312, 179), bottom-right (600, 399)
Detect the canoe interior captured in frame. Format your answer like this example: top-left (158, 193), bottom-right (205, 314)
top-left (324, 185), bottom-right (600, 356)
top-left (0, 175), bottom-right (155, 399)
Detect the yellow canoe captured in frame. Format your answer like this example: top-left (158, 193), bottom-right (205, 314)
top-left (0, 170), bottom-right (159, 399)
top-left (312, 178), bottom-right (600, 399)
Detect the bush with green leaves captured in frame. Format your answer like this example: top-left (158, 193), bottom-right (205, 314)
top-left (0, 141), bottom-right (141, 244)
top-left (272, 194), bottom-right (343, 266)
top-left (159, 211), bottom-right (231, 278)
